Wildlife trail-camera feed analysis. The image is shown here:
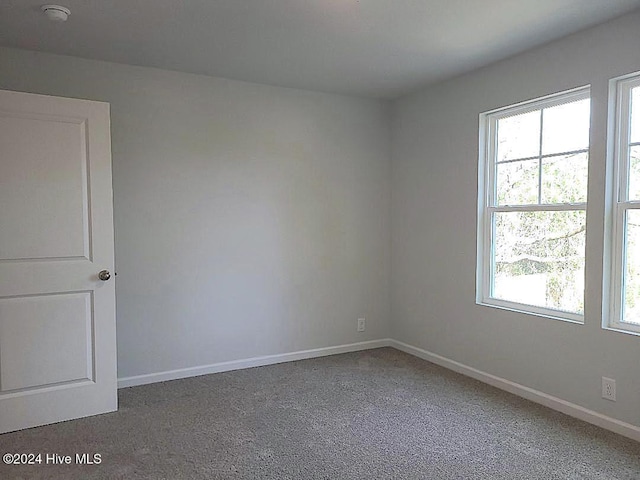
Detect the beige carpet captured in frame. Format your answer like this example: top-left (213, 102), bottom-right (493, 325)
top-left (1, 348), bottom-right (639, 479)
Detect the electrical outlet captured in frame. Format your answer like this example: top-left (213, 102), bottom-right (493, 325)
top-left (357, 318), bottom-right (366, 332)
top-left (602, 377), bottom-right (616, 401)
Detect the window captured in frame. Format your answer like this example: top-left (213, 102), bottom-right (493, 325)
top-left (477, 87), bottom-right (591, 322)
top-left (609, 72), bottom-right (640, 334)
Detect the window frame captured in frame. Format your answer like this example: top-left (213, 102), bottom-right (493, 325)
top-left (607, 72), bottom-right (640, 335)
top-left (477, 86), bottom-right (591, 323)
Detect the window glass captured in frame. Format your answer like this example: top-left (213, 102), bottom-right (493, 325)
top-left (496, 160), bottom-right (538, 205)
top-left (493, 210), bottom-right (586, 314)
top-left (542, 99), bottom-right (590, 155)
top-left (497, 111), bottom-right (540, 162)
top-left (541, 153), bottom-right (588, 204)
top-left (623, 210), bottom-right (640, 325)
top-left (631, 86), bottom-right (640, 144)
top-left (628, 146), bottom-right (640, 201)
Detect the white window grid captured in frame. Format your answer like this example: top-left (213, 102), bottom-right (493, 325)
top-left (477, 86), bottom-right (590, 323)
top-left (609, 73), bottom-right (640, 335)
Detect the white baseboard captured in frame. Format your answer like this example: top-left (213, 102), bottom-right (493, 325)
top-left (118, 339), bottom-right (392, 388)
top-left (389, 339), bottom-right (640, 443)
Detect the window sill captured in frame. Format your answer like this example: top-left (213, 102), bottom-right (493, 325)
top-left (476, 299), bottom-right (584, 325)
top-left (602, 325), bottom-right (640, 337)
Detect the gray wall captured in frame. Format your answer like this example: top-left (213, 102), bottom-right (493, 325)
top-left (391, 11), bottom-right (640, 427)
top-left (0, 47), bottom-right (391, 379)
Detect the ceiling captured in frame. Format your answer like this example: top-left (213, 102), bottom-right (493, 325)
top-left (1, 1), bottom-right (640, 99)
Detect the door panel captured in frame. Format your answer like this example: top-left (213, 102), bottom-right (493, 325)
top-left (0, 292), bottom-right (93, 392)
top-left (0, 114), bottom-right (89, 260)
top-left (0, 89), bottom-right (116, 433)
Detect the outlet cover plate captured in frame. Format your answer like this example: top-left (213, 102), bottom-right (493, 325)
top-left (602, 377), bottom-right (616, 401)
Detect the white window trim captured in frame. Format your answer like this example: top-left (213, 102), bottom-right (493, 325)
top-left (476, 86), bottom-right (590, 324)
top-left (606, 72), bottom-right (640, 336)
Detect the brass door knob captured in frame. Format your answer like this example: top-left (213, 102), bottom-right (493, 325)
top-left (98, 270), bottom-right (111, 281)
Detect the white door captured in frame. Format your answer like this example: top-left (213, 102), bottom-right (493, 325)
top-left (0, 89), bottom-right (117, 433)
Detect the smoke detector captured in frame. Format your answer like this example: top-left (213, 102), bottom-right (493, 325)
top-left (41, 5), bottom-right (71, 22)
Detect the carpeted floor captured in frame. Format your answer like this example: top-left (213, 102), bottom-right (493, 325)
top-left (1, 348), bottom-right (639, 479)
